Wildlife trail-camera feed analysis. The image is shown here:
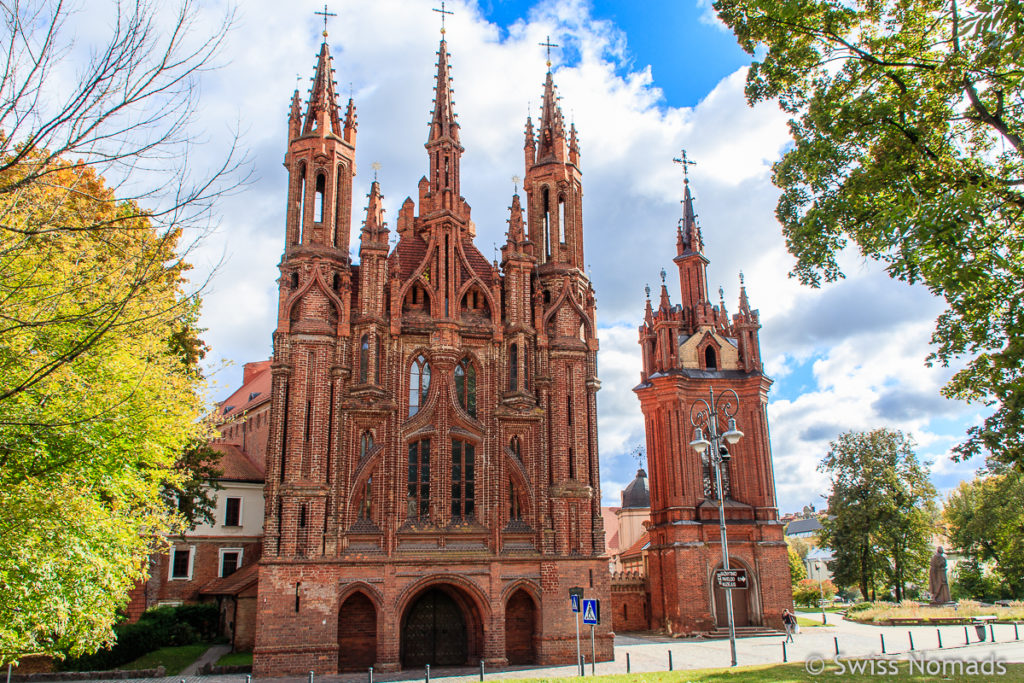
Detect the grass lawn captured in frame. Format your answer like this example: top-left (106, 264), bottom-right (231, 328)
top-left (515, 661), bottom-right (1024, 682)
top-left (121, 643), bottom-right (209, 675)
top-left (215, 651), bottom-right (253, 667)
top-left (795, 616), bottom-right (827, 627)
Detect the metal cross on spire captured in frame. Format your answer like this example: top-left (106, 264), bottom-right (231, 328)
top-left (371, 161), bottom-right (382, 181)
top-left (314, 4), bottom-right (336, 37)
top-left (433, 1), bottom-right (454, 34)
top-left (539, 35), bottom-right (559, 68)
top-left (673, 149), bottom-right (696, 185)
top-left (512, 175), bottom-right (520, 194)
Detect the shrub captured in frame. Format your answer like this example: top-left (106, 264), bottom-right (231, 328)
top-left (60, 603), bottom-right (218, 671)
top-left (847, 601), bottom-right (873, 613)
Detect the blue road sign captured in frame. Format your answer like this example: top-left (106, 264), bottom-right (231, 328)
top-left (582, 599), bottom-right (599, 625)
top-left (570, 594), bottom-right (581, 613)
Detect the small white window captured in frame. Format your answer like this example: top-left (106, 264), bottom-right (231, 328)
top-left (169, 546), bottom-right (195, 580)
top-left (219, 548), bottom-right (243, 578)
top-left (224, 497), bottom-right (242, 526)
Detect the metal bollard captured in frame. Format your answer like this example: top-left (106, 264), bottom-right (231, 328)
top-left (668, 650), bottom-right (673, 671)
top-left (908, 631), bottom-right (914, 651)
top-left (479, 659), bottom-right (484, 681)
top-left (782, 641), bottom-right (788, 662)
top-left (425, 663), bottom-right (430, 683)
top-left (626, 652), bottom-right (631, 673)
top-left (880, 633), bottom-right (886, 654)
top-left (309, 671), bottom-right (314, 683)
top-left (579, 655), bottom-right (584, 677)
top-left (246, 676), bottom-right (251, 683)
top-left (368, 666), bottom-right (373, 683)
top-left (990, 623), bottom-right (996, 642)
top-left (965, 625), bottom-right (970, 644)
top-left (1016, 622), bottom-right (1020, 640)
top-left (937, 629), bottom-right (943, 649)
top-left (834, 636), bottom-right (839, 656)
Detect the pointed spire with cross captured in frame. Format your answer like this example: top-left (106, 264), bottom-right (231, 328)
top-left (539, 35), bottom-right (559, 69)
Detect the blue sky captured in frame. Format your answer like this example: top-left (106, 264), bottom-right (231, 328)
top-left (144, 0), bottom-right (991, 513)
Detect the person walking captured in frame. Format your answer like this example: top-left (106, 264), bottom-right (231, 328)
top-left (782, 609), bottom-right (796, 643)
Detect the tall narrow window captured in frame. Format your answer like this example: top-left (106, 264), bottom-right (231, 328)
top-left (509, 343), bottom-right (518, 391)
top-left (510, 435), bottom-right (521, 459)
top-left (359, 334), bottom-right (369, 383)
top-left (558, 195), bottom-right (566, 244)
top-left (509, 481), bottom-right (522, 520)
top-left (359, 476), bottom-right (373, 519)
top-left (360, 431), bottom-right (374, 459)
top-left (454, 358), bottom-right (476, 417)
top-left (542, 186), bottom-right (551, 259)
top-left (409, 354), bottom-right (431, 416)
top-left (314, 173), bottom-right (326, 223)
top-left (334, 164), bottom-right (345, 247)
top-left (704, 346), bottom-right (717, 370)
top-left (297, 163), bottom-right (307, 244)
top-left (407, 439), bottom-right (431, 519)
top-left (376, 336), bottom-right (383, 383)
top-left (451, 439), bottom-right (475, 519)
top-left (568, 446), bottom-right (575, 480)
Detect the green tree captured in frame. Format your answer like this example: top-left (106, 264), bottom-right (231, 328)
top-left (793, 578), bottom-right (837, 607)
top-left (818, 429), bottom-right (938, 602)
top-left (713, 0), bottom-right (1024, 467)
top-left (789, 546), bottom-right (808, 587)
top-left (944, 465), bottom-right (1024, 597)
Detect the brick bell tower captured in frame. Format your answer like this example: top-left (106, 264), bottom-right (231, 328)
top-left (634, 169), bottom-right (791, 635)
top-left (254, 23), bottom-right (611, 675)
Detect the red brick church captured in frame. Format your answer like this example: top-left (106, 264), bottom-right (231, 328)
top-left (633, 174), bottom-right (791, 634)
top-left (252, 29), bottom-right (612, 675)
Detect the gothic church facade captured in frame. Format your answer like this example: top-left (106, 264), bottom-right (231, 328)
top-left (253, 33), bottom-right (611, 675)
top-left (634, 178), bottom-right (791, 634)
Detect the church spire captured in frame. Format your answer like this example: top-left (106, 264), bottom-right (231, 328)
top-left (427, 39), bottom-right (459, 145)
top-left (536, 69), bottom-right (568, 162)
top-left (362, 180), bottom-right (387, 240)
top-left (680, 181), bottom-right (703, 254)
top-left (288, 88), bottom-right (302, 142)
top-left (302, 41), bottom-right (343, 136)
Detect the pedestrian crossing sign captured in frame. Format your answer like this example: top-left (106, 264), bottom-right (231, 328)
top-left (582, 598), bottom-right (599, 625)
top-left (570, 594), bottom-right (580, 612)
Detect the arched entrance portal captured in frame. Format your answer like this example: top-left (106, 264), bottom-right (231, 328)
top-left (714, 583), bottom-right (751, 626)
top-left (338, 591), bottom-right (377, 671)
top-left (401, 586), bottom-right (481, 667)
top-left (504, 589), bottom-right (537, 664)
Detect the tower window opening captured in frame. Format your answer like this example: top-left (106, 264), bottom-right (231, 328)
top-left (568, 446), bottom-right (575, 480)
top-left (304, 400), bottom-right (313, 442)
top-left (359, 476), bottom-right (373, 519)
top-left (334, 164), bottom-right (345, 247)
top-left (542, 186), bottom-right (551, 259)
top-left (510, 435), bottom-right (521, 459)
top-left (290, 272), bottom-right (299, 289)
top-left (314, 173), bottom-right (326, 223)
top-left (444, 156), bottom-right (450, 187)
top-left (509, 343), bottom-right (518, 391)
top-left (333, 273), bottom-right (341, 291)
top-left (299, 504), bottom-right (307, 528)
top-left (376, 335), bottom-right (383, 384)
top-left (297, 163), bottom-right (307, 244)
top-left (509, 481), bottom-right (522, 520)
top-left (558, 195), bottom-right (566, 244)
top-left (705, 346), bottom-right (717, 370)
top-left (359, 334), bottom-right (369, 383)
top-left (360, 431), bottom-right (374, 459)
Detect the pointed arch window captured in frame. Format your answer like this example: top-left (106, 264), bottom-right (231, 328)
top-left (704, 345), bottom-right (717, 370)
top-left (407, 439), bottom-right (431, 520)
top-left (409, 354), bottom-right (431, 416)
top-left (509, 343), bottom-right (518, 391)
top-left (454, 357), bottom-right (476, 418)
top-left (359, 476), bottom-right (373, 520)
top-left (359, 431), bottom-right (374, 459)
top-left (359, 334), bottom-right (370, 383)
top-left (297, 162), bottom-right (307, 244)
top-left (314, 173), bottom-right (326, 223)
top-left (558, 195), bottom-right (566, 244)
top-left (451, 439), bottom-right (475, 519)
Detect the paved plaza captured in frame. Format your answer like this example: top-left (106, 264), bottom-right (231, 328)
top-left (35, 612), bottom-right (1024, 683)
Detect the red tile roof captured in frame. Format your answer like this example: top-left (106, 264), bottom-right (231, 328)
top-left (217, 360), bottom-right (272, 423)
top-left (620, 531), bottom-right (650, 561)
top-left (210, 443), bottom-right (265, 483)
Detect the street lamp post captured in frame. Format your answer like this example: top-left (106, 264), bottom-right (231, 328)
top-left (814, 561), bottom-right (827, 625)
top-left (688, 387), bottom-right (744, 668)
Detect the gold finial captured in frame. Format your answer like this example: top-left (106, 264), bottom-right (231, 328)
top-left (433, 1), bottom-right (453, 35)
top-left (371, 161), bottom-right (382, 181)
top-left (314, 4), bottom-right (336, 38)
top-left (539, 35), bottom-right (559, 68)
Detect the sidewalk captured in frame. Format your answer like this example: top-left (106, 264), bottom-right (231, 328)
top-left (44, 616), bottom-right (1024, 683)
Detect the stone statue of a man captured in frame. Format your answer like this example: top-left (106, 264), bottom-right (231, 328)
top-left (929, 546), bottom-right (952, 604)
